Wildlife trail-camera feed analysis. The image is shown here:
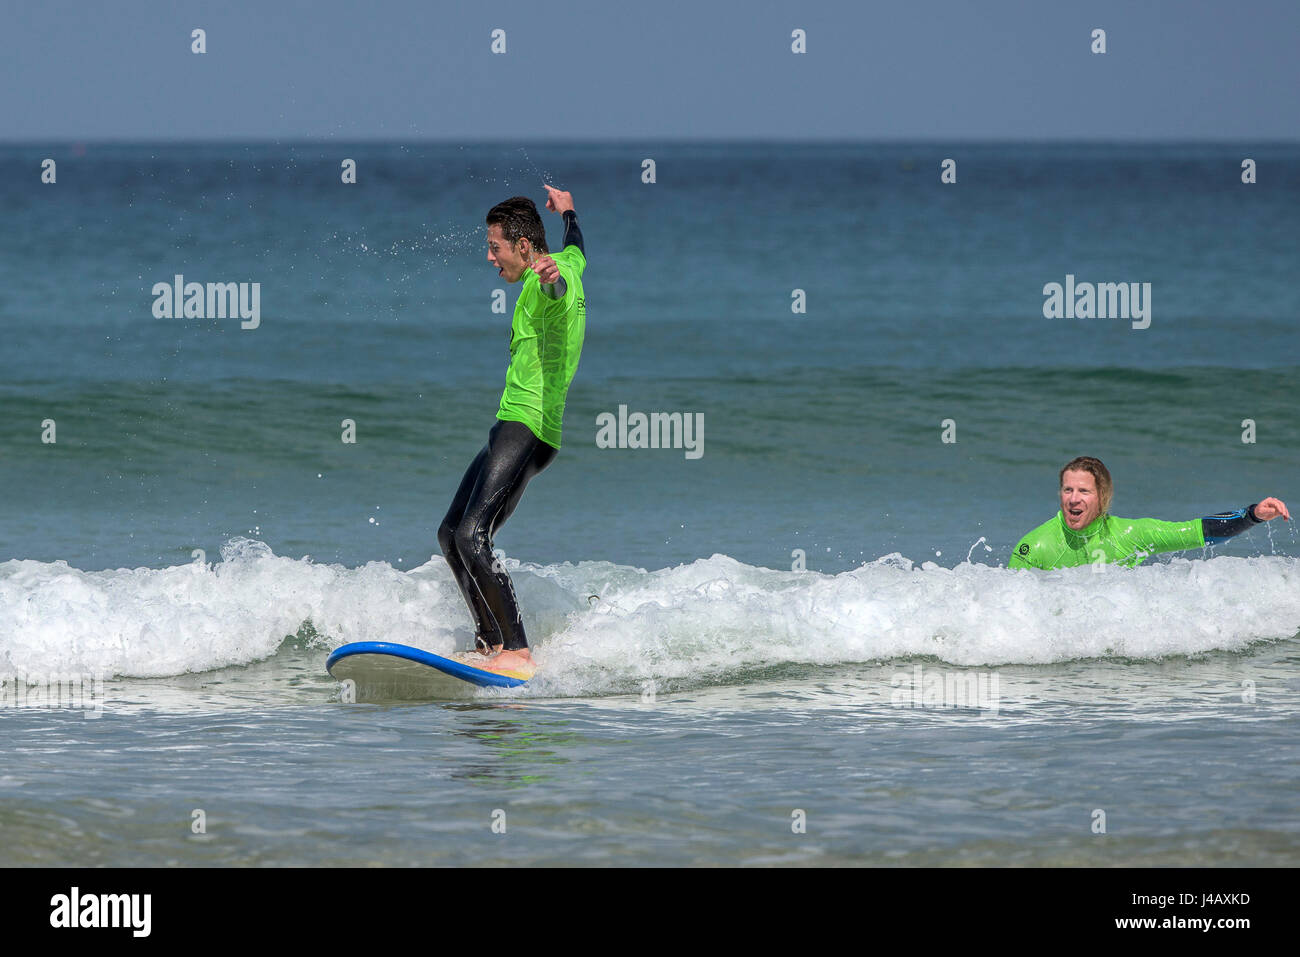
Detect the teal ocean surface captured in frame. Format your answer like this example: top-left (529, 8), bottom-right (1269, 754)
top-left (1, 143), bottom-right (1297, 866)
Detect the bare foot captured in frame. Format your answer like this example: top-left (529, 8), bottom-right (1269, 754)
top-left (478, 647), bottom-right (535, 676)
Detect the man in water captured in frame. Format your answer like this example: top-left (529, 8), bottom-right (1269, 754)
top-left (437, 185), bottom-right (586, 674)
top-left (1010, 455), bottom-right (1289, 569)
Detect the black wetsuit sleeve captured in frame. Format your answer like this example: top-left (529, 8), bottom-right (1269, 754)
top-left (561, 209), bottom-right (585, 257)
top-left (1201, 505), bottom-right (1263, 544)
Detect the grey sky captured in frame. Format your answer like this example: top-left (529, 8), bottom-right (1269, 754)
top-left (3, 0), bottom-right (1296, 140)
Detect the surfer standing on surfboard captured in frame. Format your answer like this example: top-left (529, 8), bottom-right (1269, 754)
top-left (1010, 455), bottom-right (1289, 569)
top-left (436, 186), bottom-right (587, 674)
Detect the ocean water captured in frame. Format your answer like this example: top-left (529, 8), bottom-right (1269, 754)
top-left (1, 142), bottom-right (1298, 866)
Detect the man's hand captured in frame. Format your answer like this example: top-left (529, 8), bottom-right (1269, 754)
top-left (543, 184), bottom-right (574, 215)
top-left (529, 253), bottom-right (560, 284)
top-left (1254, 497), bottom-right (1291, 521)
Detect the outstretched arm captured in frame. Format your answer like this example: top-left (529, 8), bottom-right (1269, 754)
top-left (1202, 497), bottom-right (1290, 544)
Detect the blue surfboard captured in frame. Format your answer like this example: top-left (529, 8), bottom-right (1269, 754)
top-left (326, 641), bottom-right (532, 700)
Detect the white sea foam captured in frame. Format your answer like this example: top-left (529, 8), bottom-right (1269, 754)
top-left (1, 540), bottom-right (1297, 686)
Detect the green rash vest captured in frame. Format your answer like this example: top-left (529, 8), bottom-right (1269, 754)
top-left (495, 244), bottom-right (587, 449)
top-left (1009, 511), bottom-right (1206, 569)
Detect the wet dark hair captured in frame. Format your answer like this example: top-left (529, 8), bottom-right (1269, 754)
top-left (1059, 456), bottom-right (1113, 514)
top-left (486, 196), bottom-right (548, 254)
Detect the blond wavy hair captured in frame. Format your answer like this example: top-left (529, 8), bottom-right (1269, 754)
top-left (1059, 456), bottom-right (1113, 515)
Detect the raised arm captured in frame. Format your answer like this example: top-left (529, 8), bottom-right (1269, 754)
top-left (544, 184), bottom-right (583, 255)
top-left (532, 184), bottom-right (584, 299)
top-left (560, 209), bottom-right (584, 257)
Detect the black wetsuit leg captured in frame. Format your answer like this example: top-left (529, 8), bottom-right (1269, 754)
top-left (437, 420), bottom-right (557, 651)
top-left (438, 443), bottom-right (495, 642)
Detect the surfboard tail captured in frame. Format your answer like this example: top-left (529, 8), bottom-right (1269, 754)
top-left (326, 641), bottom-right (531, 700)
